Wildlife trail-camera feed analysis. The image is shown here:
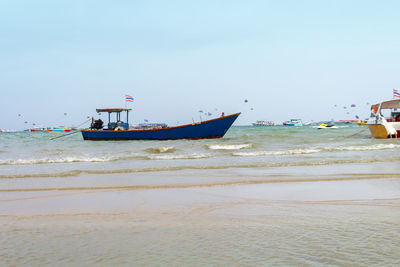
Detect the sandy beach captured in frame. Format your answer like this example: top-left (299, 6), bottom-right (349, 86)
top-left (2, 166), bottom-right (400, 266)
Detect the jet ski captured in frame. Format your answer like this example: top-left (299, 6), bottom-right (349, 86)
top-left (317, 123), bottom-right (338, 129)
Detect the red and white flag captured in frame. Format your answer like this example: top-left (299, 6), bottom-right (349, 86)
top-left (394, 89), bottom-right (400, 98)
top-left (125, 94), bottom-right (134, 102)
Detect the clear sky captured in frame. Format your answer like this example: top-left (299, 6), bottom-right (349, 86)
top-left (1, 0), bottom-right (399, 129)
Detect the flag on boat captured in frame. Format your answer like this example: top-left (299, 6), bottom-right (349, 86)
top-left (125, 95), bottom-right (134, 102)
top-left (394, 89), bottom-right (400, 98)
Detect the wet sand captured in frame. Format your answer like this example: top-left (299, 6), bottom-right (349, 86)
top-left (1, 171), bottom-right (400, 266)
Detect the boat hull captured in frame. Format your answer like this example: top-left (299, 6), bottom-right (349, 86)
top-left (81, 113), bottom-right (240, 140)
top-left (368, 124), bottom-right (400, 138)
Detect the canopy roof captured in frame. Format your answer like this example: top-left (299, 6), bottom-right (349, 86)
top-left (371, 99), bottom-right (400, 110)
top-left (96, 108), bottom-right (132, 113)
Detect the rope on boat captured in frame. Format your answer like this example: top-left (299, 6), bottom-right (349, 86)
top-left (50, 118), bottom-right (92, 140)
top-left (342, 127), bottom-right (368, 139)
top-left (50, 130), bottom-right (80, 140)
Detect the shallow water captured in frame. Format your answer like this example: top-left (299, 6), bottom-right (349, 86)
top-left (1, 125), bottom-right (400, 266)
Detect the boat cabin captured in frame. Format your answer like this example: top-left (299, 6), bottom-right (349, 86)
top-left (96, 108), bottom-right (131, 130)
top-left (370, 100), bottom-right (400, 122)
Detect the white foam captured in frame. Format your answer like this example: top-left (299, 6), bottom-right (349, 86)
top-left (207, 144), bottom-right (252, 150)
top-left (0, 156), bottom-right (115, 165)
top-left (232, 144), bottom-right (400, 157)
top-left (147, 154), bottom-right (211, 160)
top-left (324, 143), bottom-right (400, 151)
top-left (233, 148), bottom-right (320, 157)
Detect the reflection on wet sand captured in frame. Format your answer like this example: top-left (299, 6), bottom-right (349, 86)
top-left (1, 178), bottom-right (400, 266)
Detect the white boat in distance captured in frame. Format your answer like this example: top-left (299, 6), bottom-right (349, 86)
top-left (252, 120), bottom-right (275, 126)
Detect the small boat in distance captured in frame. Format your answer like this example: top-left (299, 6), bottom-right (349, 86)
top-left (0, 129), bottom-right (15, 133)
top-left (283, 119), bottom-right (303, 126)
top-left (29, 128), bottom-right (44, 132)
top-left (44, 127), bottom-right (72, 133)
top-left (81, 108), bottom-right (240, 140)
top-left (252, 120), bottom-right (275, 126)
top-left (25, 127), bottom-right (47, 132)
top-left (367, 99), bottom-right (400, 138)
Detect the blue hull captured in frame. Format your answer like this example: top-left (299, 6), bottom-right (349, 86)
top-left (81, 113), bottom-right (240, 140)
top-left (285, 123), bottom-right (303, 126)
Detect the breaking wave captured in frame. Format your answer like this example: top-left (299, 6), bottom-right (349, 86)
top-left (1, 143), bottom-right (398, 166)
top-left (206, 144), bottom-right (253, 150)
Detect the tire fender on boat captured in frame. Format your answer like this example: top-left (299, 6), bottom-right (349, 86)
top-left (114, 126), bottom-right (125, 131)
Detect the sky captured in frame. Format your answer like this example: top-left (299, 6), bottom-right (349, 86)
top-left (1, 0), bottom-right (400, 129)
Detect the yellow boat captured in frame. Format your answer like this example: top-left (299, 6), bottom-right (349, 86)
top-left (367, 99), bottom-right (400, 138)
top-left (357, 121), bottom-right (367, 125)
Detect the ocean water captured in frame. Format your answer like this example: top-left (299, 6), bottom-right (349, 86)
top-left (1, 125), bottom-right (400, 266)
top-left (1, 125), bottom-right (399, 181)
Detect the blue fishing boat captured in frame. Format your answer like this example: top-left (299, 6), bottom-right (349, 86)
top-left (81, 108), bottom-right (240, 140)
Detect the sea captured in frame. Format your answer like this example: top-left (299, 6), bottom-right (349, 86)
top-left (1, 125), bottom-right (400, 266)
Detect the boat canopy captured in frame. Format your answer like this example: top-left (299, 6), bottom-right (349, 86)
top-left (96, 108), bottom-right (132, 113)
top-left (371, 99), bottom-right (400, 110)
top-left (95, 108), bottom-right (131, 130)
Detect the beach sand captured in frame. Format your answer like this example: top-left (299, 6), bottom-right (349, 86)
top-left (1, 169), bottom-right (400, 266)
